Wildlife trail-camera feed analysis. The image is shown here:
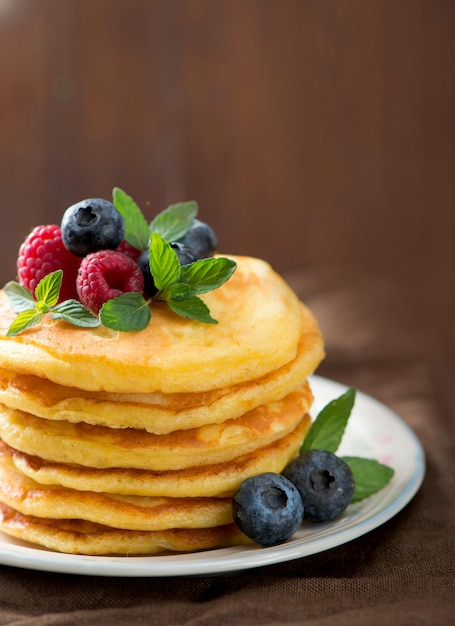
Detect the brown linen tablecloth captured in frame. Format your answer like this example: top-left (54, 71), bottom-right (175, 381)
top-left (0, 267), bottom-right (453, 626)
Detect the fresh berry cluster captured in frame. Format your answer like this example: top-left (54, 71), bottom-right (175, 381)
top-left (17, 197), bottom-right (218, 314)
top-left (232, 449), bottom-right (355, 547)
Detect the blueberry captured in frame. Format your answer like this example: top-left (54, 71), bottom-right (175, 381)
top-left (169, 242), bottom-right (197, 265)
top-left (232, 472), bottom-right (304, 547)
top-left (284, 450), bottom-right (354, 522)
top-left (61, 198), bottom-right (125, 257)
top-left (179, 219), bottom-right (217, 260)
top-left (137, 250), bottom-right (158, 297)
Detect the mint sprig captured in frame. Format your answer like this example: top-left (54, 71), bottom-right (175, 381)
top-left (152, 234), bottom-right (236, 322)
top-left (112, 233), bottom-right (237, 329)
top-left (302, 387), bottom-right (394, 502)
top-left (5, 272), bottom-right (100, 336)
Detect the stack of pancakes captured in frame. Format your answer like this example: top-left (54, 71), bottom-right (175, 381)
top-left (0, 256), bottom-right (324, 555)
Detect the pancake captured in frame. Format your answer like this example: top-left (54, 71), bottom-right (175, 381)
top-left (0, 256), bottom-right (315, 394)
top-left (0, 318), bottom-right (323, 433)
top-left (0, 502), bottom-right (248, 555)
top-left (0, 415), bottom-right (310, 497)
top-left (0, 385), bottom-right (311, 470)
top-left (0, 457), bottom-right (233, 531)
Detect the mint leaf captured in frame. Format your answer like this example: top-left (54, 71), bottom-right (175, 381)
top-left (301, 387), bottom-right (356, 454)
top-left (167, 296), bottom-right (218, 324)
top-left (179, 257), bottom-right (237, 295)
top-left (113, 187), bottom-right (150, 251)
top-left (342, 456), bottom-right (395, 502)
top-left (149, 233), bottom-right (181, 291)
top-left (161, 282), bottom-right (192, 301)
top-left (52, 300), bottom-right (101, 327)
top-left (99, 292), bottom-right (152, 331)
top-left (35, 270), bottom-right (62, 307)
top-left (150, 201), bottom-right (197, 242)
top-left (4, 282), bottom-right (36, 312)
top-left (6, 309), bottom-right (42, 336)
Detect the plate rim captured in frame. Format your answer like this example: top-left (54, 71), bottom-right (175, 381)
top-left (0, 375), bottom-right (425, 577)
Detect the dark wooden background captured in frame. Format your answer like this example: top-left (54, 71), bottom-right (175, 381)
top-left (0, 0), bottom-right (453, 344)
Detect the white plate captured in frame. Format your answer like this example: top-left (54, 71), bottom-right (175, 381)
top-left (0, 375), bottom-right (425, 577)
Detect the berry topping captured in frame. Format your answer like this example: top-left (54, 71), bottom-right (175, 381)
top-left (179, 219), bottom-right (217, 260)
top-left (6, 186), bottom-right (237, 335)
top-left (284, 450), bottom-right (355, 522)
top-left (61, 198), bottom-right (125, 257)
top-left (17, 224), bottom-right (81, 302)
top-left (76, 249), bottom-right (144, 314)
top-left (232, 473), bottom-right (304, 547)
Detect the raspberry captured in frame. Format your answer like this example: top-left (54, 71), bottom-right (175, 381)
top-left (17, 224), bottom-right (81, 302)
top-left (76, 249), bottom-right (144, 314)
